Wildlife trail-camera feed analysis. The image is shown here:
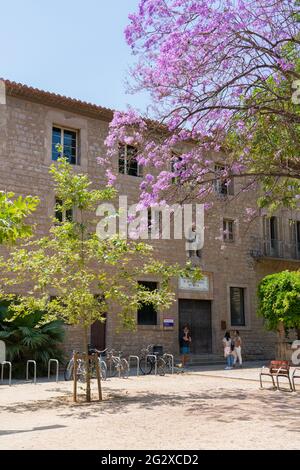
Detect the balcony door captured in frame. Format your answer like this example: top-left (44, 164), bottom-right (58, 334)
top-left (264, 216), bottom-right (280, 257)
top-left (290, 220), bottom-right (300, 260)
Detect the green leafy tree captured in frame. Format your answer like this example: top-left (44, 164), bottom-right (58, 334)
top-left (0, 299), bottom-right (65, 377)
top-left (258, 270), bottom-right (300, 358)
top-left (225, 53), bottom-right (300, 213)
top-left (2, 158), bottom-right (200, 401)
top-left (0, 191), bottom-right (39, 244)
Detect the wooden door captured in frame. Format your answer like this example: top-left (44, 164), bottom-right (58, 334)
top-left (179, 300), bottom-right (212, 354)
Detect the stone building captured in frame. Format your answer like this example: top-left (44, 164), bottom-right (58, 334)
top-left (0, 79), bottom-right (299, 361)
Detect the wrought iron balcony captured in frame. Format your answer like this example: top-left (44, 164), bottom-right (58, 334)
top-left (250, 237), bottom-right (300, 261)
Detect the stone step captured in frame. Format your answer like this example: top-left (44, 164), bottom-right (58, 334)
top-left (175, 354), bottom-right (225, 366)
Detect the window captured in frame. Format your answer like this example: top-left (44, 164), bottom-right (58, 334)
top-left (55, 198), bottom-right (73, 223)
top-left (52, 126), bottom-right (78, 165)
top-left (289, 219), bottom-right (300, 258)
top-left (214, 164), bottom-right (234, 196)
top-left (223, 219), bottom-right (234, 242)
top-left (137, 281), bottom-right (158, 325)
top-left (230, 287), bottom-right (246, 326)
top-left (269, 216), bottom-right (279, 255)
top-left (171, 153), bottom-right (185, 184)
top-left (270, 216), bottom-right (278, 245)
top-left (118, 144), bottom-right (140, 177)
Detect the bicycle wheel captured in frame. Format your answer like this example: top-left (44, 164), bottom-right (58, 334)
top-left (77, 361), bottom-right (87, 382)
top-left (139, 357), bottom-right (153, 375)
top-left (120, 358), bottom-right (129, 379)
top-left (164, 355), bottom-right (173, 374)
top-left (64, 360), bottom-right (74, 381)
top-left (157, 357), bottom-right (166, 376)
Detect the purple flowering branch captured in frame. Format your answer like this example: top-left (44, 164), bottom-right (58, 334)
top-left (103, 0), bottom-right (300, 213)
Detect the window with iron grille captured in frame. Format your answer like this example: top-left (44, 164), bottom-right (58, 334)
top-left (118, 144), bottom-right (140, 176)
top-left (230, 287), bottom-right (246, 326)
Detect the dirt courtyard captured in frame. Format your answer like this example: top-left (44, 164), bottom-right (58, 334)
top-left (0, 364), bottom-right (299, 450)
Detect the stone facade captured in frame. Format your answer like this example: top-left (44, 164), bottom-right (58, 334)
top-left (0, 79), bottom-right (299, 361)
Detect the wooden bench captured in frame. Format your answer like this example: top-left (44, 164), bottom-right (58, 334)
top-left (292, 368), bottom-right (300, 391)
top-left (259, 360), bottom-right (293, 392)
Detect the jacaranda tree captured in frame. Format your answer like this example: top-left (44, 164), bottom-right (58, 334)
top-left (104, 0), bottom-right (300, 213)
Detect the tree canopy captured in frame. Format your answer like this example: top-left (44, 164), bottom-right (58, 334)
top-left (0, 191), bottom-right (39, 244)
top-left (258, 270), bottom-right (300, 331)
top-left (105, 0), bottom-right (300, 213)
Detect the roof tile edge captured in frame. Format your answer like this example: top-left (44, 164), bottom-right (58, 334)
top-left (1, 78), bottom-right (115, 121)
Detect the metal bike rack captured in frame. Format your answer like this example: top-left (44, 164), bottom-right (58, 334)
top-left (26, 360), bottom-right (37, 384)
top-left (1, 361), bottom-right (12, 386)
top-left (128, 355), bottom-right (139, 376)
top-left (146, 354), bottom-right (157, 375)
top-left (164, 354), bottom-right (174, 374)
top-left (48, 359), bottom-right (59, 382)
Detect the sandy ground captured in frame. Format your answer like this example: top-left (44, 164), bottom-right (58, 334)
top-left (0, 363), bottom-right (299, 450)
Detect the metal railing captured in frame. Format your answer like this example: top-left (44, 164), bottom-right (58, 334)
top-left (250, 238), bottom-right (300, 261)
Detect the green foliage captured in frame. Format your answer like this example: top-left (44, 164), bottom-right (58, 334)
top-left (1, 158), bottom-right (200, 398)
top-left (226, 54), bottom-right (300, 213)
top-left (2, 157), bottom-right (200, 336)
top-left (257, 270), bottom-right (300, 330)
top-left (0, 299), bottom-right (65, 377)
top-left (0, 191), bottom-right (39, 244)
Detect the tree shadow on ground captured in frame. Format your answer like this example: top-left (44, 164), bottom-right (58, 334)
top-left (1, 386), bottom-right (300, 434)
top-left (0, 424), bottom-right (66, 436)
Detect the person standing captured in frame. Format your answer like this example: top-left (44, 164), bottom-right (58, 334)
top-left (233, 330), bottom-right (243, 367)
top-left (180, 325), bottom-right (192, 367)
top-left (223, 331), bottom-right (234, 370)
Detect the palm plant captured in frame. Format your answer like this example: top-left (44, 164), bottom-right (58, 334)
top-left (0, 300), bottom-right (65, 377)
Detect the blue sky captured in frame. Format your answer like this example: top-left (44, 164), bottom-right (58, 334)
top-left (1, 0), bottom-right (149, 112)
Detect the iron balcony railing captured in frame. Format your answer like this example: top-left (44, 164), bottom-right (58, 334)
top-left (250, 237), bottom-right (300, 261)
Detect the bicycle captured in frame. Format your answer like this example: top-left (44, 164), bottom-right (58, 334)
top-left (139, 344), bottom-right (166, 376)
top-left (105, 349), bottom-right (129, 379)
top-left (64, 349), bottom-right (107, 381)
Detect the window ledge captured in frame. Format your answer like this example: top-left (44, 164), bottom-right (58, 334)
top-left (229, 325), bottom-right (251, 331)
top-left (137, 325), bottom-right (161, 331)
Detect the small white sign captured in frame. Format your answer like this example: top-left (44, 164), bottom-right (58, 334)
top-left (179, 276), bottom-right (209, 292)
top-left (163, 319), bottom-right (174, 327)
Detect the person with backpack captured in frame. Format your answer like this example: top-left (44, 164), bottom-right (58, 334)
top-left (222, 331), bottom-right (234, 370)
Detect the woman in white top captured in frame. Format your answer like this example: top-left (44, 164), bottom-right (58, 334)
top-left (222, 331), bottom-right (234, 370)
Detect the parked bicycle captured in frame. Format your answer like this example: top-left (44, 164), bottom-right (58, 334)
top-left (64, 348), bottom-right (107, 381)
top-left (139, 344), bottom-right (167, 376)
top-left (105, 349), bottom-right (129, 379)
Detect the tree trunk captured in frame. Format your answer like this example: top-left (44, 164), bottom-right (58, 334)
top-left (83, 325), bottom-right (91, 402)
top-left (277, 321), bottom-right (286, 360)
top-left (297, 328), bottom-right (300, 341)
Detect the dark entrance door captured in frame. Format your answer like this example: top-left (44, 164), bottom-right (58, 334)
top-left (90, 316), bottom-right (106, 350)
top-left (179, 300), bottom-right (212, 354)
